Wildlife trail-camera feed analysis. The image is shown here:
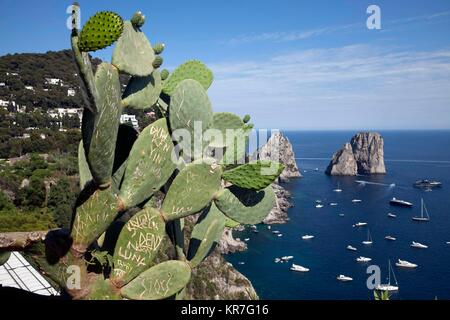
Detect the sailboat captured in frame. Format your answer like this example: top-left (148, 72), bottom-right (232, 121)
top-left (362, 229), bottom-right (373, 245)
top-left (333, 182), bottom-right (342, 193)
top-left (375, 260), bottom-right (399, 292)
top-left (412, 198), bottom-right (430, 222)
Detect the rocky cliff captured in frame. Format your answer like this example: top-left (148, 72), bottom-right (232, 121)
top-left (326, 132), bottom-right (386, 176)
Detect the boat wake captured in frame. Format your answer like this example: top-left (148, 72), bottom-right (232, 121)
top-left (356, 180), bottom-right (396, 188)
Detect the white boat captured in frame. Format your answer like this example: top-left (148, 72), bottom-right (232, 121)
top-left (315, 200), bottom-right (322, 204)
top-left (385, 235), bottom-right (396, 241)
top-left (375, 260), bottom-right (399, 292)
top-left (272, 230), bottom-right (281, 234)
top-left (250, 225), bottom-right (257, 229)
top-left (302, 235), bottom-right (314, 240)
top-left (329, 202), bottom-right (338, 206)
top-left (290, 263), bottom-right (310, 272)
top-left (390, 197), bottom-right (413, 207)
top-left (267, 226), bottom-right (272, 230)
top-left (244, 238), bottom-right (250, 242)
top-left (315, 204), bottom-right (324, 208)
top-left (352, 199), bottom-right (362, 203)
top-left (353, 222), bottom-right (367, 227)
top-left (314, 168), bottom-right (319, 172)
top-left (333, 183), bottom-right (343, 193)
top-left (339, 213), bottom-right (345, 217)
top-left (238, 262), bottom-right (245, 265)
top-left (362, 229), bottom-right (373, 245)
top-left (388, 213), bottom-right (397, 218)
top-left (412, 198), bottom-right (430, 222)
top-left (447, 242), bottom-right (450, 245)
top-left (337, 274), bottom-right (353, 282)
top-left (346, 245), bottom-right (357, 251)
top-left (395, 259), bottom-right (418, 268)
top-left (277, 234), bottom-right (283, 237)
top-left (356, 256), bottom-right (372, 262)
top-left (281, 256), bottom-right (294, 261)
top-left (274, 258), bottom-right (281, 263)
top-left (411, 241), bottom-right (428, 249)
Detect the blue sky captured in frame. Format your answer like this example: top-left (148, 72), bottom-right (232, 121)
top-left (1, 0), bottom-right (450, 130)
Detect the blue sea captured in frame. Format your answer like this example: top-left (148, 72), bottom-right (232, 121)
top-left (226, 131), bottom-right (450, 300)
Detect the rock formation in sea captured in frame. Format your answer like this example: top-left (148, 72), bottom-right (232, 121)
top-left (326, 132), bottom-right (386, 176)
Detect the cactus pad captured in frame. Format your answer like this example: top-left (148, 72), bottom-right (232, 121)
top-left (219, 127), bottom-right (252, 166)
top-left (162, 60), bottom-right (213, 96)
top-left (152, 56), bottom-right (163, 69)
top-left (119, 119), bottom-right (176, 209)
top-left (122, 70), bottom-right (162, 109)
top-left (169, 79), bottom-right (213, 159)
top-left (209, 112), bottom-right (244, 148)
top-left (222, 160), bottom-right (284, 190)
top-left (130, 11), bottom-right (145, 28)
top-left (153, 43), bottom-right (165, 55)
top-left (243, 114), bottom-right (251, 123)
top-left (160, 69), bottom-right (169, 81)
top-left (161, 160), bottom-right (222, 220)
top-left (214, 185), bottom-right (276, 225)
top-left (120, 260), bottom-right (191, 300)
top-left (225, 217), bottom-right (241, 228)
top-left (0, 252), bottom-right (10, 266)
top-left (112, 21), bottom-right (155, 76)
top-left (187, 203), bottom-right (226, 267)
top-left (111, 207), bottom-right (166, 287)
top-left (78, 11), bottom-right (124, 52)
top-left (78, 141), bottom-right (92, 189)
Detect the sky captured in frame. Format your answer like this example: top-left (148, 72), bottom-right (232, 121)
top-left (1, 0), bottom-right (450, 130)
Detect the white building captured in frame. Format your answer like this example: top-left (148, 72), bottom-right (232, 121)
top-left (47, 108), bottom-right (83, 128)
top-left (0, 100), bottom-right (9, 107)
top-left (0, 82), bottom-right (5, 87)
top-left (120, 114), bottom-right (139, 130)
top-left (6, 72), bottom-right (18, 76)
top-left (45, 78), bottom-right (62, 86)
top-left (25, 86), bottom-right (34, 91)
top-left (67, 88), bottom-right (76, 97)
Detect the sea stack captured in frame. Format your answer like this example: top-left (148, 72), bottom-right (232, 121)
top-left (326, 132), bottom-right (386, 176)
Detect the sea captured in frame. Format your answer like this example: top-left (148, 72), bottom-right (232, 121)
top-left (225, 130), bottom-right (450, 300)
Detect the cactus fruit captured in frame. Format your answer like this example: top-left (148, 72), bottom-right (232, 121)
top-left (122, 70), bottom-right (162, 109)
top-left (243, 114), bottom-right (251, 124)
top-left (78, 141), bottom-right (92, 189)
top-left (112, 21), bottom-right (155, 76)
top-left (214, 185), bottom-right (276, 225)
top-left (111, 207), bottom-right (166, 287)
top-left (152, 55), bottom-right (163, 68)
top-left (222, 160), bottom-right (285, 190)
top-left (78, 11), bottom-right (124, 52)
top-left (130, 11), bottom-right (145, 28)
top-left (119, 119), bottom-right (176, 210)
top-left (187, 202), bottom-right (227, 267)
top-left (209, 112), bottom-right (245, 148)
top-left (161, 161), bottom-right (222, 220)
top-left (160, 69), bottom-right (169, 81)
top-left (120, 260), bottom-right (192, 300)
top-left (162, 60), bottom-right (213, 96)
top-left (153, 43), bottom-right (165, 54)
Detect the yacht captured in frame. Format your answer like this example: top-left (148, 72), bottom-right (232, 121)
top-left (281, 256), bottom-right (294, 261)
top-left (390, 197), bottom-right (413, 207)
top-left (272, 230), bottom-right (281, 234)
top-left (411, 241), bottom-right (428, 249)
top-left (333, 183), bottom-right (343, 193)
top-left (413, 179), bottom-right (442, 189)
top-left (356, 256), bottom-right (372, 262)
top-left (337, 275), bottom-right (353, 282)
top-left (412, 198), bottom-right (430, 222)
top-left (375, 260), bottom-right (399, 292)
top-left (302, 235), bottom-right (314, 240)
top-left (290, 264), bottom-right (309, 272)
top-left (352, 199), bottom-right (362, 203)
top-left (385, 235), bottom-right (396, 241)
top-left (329, 202), bottom-right (338, 206)
top-left (362, 229), bottom-right (373, 245)
top-left (346, 245), bottom-right (357, 251)
top-left (277, 234), bottom-right (283, 237)
top-left (315, 204), bottom-right (324, 208)
top-left (244, 238), bottom-right (250, 242)
top-left (388, 213), bottom-right (397, 218)
top-left (353, 222), bottom-right (367, 227)
top-left (395, 259), bottom-right (418, 268)
top-left (339, 213), bottom-right (345, 217)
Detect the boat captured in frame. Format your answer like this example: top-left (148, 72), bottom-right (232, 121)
top-left (272, 230), bottom-right (281, 234)
top-left (329, 202), bottom-right (338, 206)
top-left (277, 234), bottom-right (283, 237)
top-left (356, 256), bottom-right (372, 262)
top-left (339, 213), bottom-right (345, 217)
top-left (274, 258), bottom-right (281, 263)
top-left (388, 213), bottom-right (397, 218)
top-left (238, 262), bottom-right (245, 265)
top-left (315, 200), bottom-right (322, 204)
top-left (250, 225), bottom-right (257, 229)
top-left (302, 235), bottom-right (314, 240)
top-left (413, 179), bottom-right (442, 189)
top-left (395, 259), bottom-right (418, 268)
top-left (412, 198), bottom-right (430, 222)
top-left (267, 226), bottom-right (271, 230)
top-left (375, 260), bottom-right (399, 292)
top-left (252, 229), bottom-right (259, 233)
top-left (353, 222), bottom-right (367, 227)
top-left (447, 242), bottom-right (450, 245)
top-left (352, 199), bottom-right (362, 203)
top-left (244, 238), bottom-right (250, 242)
top-left (290, 263), bottom-right (309, 272)
top-left (411, 241), bottom-right (428, 249)
top-left (281, 256), bottom-right (294, 261)
top-left (333, 183), bottom-right (343, 193)
top-left (337, 275), bottom-right (353, 282)
top-left (362, 229), bottom-right (373, 245)
top-left (346, 245), bottom-right (357, 251)
top-left (385, 235), bottom-right (396, 241)
top-left (315, 204), bottom-right (324, 208)
top-left (390, 197), bottom-right (413, 207)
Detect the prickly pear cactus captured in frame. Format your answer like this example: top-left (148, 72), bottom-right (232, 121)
top-left (122, 70), bottom-right (162, 109)
top-left (222, 160), bottom-right (284, 190)
top-left (162, 60), bottom-right (213, 96)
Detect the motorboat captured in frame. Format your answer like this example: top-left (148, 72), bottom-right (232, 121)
top-left (395, 259), bottom-right (418, 268)
top-left (290, 264), bottom-right (309, 272)
top-left (411, 241), bottom-right (428, 249)
top-left (315, 204), bottom-right (324, 208)
top-left (347, 245), bottom-right (357, 251)
top-left (352, 199), bottom-right (362, 203)
top-left (375, 260), bottom-right (399, 292)
top-left (388, 213), bottom-right (397, 218)
top-left (329, 202), bottom-right (338, 206)
top-left (333, 183), bottom-right (343, 193)
top-left (356, 256), bottom-right (372, 262)
top-left (339, 213), bottom-right (345, 217)
top-left (337, 275), bottom-right (353, 282)
top-left (385, 235), bottom-right (396, 241)
top-left (353, 222), bottom-right (367, 227)
top-left (412, 198), bottom-right (430, 222)
top-left (244, 238), bottom-right (250, 242)
top-left (281, 256), bottom-right (294, 261)
top-left (272, 230), bottom-right (281, 234)
top-left (390, 197), bottom-right (413, 207)
top-left (277, 234), bottom-right (283, 237)
top-left (238, 262), bottom-right (245, 265)
top-left (302, 235), bottom-right (314, 240)
top-left (413, 179), bottom-right (442, 189)
top-left (362, 229), bottom-right (373, 245)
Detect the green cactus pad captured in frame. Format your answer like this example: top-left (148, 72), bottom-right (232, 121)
top-left (160, 69), bottom-right (169, 81)
top-left (187, 203), bottom-right (226, 267)
top-left (119, 119), bottom-right (176, 209)
top-left (153, 43), bottom-right (165, 55)
top-left (112, 21), bottom-right (155, 76)
top-left (222, 160), bottom-right (284, 190)
top-left (169, 79), bottom-right (213, 159)
top-left (214, 185), bottom-right (276, 225)
top-left (243, 114), bottom-right (251, 123)
top-left (111, 207), bottom-right (166, 287)
top-left (209, 112), bottom-right (244, 148)
top-left (162, 60), bottom-right (213, 96)
top-left (79, 11), bottom-right (124, 52)
top-left (78, 141), bottom-right (92, 189)
top-left (162, 161), bottom-right (222, 220)
top-left (87, 279), bottom-right (121, 300)
top-left (219, 127), bottom-right (252, 166)
top-left (152, 56), bottom-right (163, 69)
top-left (85, 63), bottom-right (122, 186)
top-left (130, 11), bottom-right (145, 28)
top-left (0, 252), bottom-right (10, 266)
top-left (71, 187), bottom-right (120, 252)
top-left (120, 260), bottom-right (191, 300)
top-left (122, 70), bottom-right (162, 109)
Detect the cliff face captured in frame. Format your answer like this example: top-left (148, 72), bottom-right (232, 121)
top-left (326, 132), bottom-right (386, 176)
